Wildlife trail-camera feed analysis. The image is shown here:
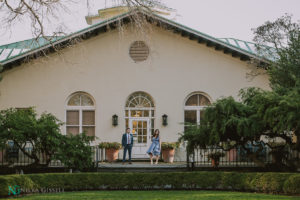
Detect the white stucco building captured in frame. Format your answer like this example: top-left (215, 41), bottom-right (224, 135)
top-left (0, 7), bottom-right (270, 160)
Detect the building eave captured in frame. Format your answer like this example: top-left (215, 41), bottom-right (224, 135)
top-left (0, 11), bottom-right (133, 67)
top-left (148, 12), bottom-right (269, 64)
top-left (0, 9), bottom-right (270, 69)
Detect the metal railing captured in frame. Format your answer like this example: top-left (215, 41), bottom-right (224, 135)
top-left (0, 146), bottom-right (106, 168)
top-left (1, 144), bottom-right (299, 173)
top-left (187, 146), bottom-right (300, 169)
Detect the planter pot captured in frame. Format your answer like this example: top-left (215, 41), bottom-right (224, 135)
top-left (227, 149), bottom-right (237, 162)
top-left (211, 158), bottom-right (220, 167)
top-left (271, 154), bottom-right (283, 164)
top-left (270, 149), bottom-right (285, 164)
top-left (162, 149), bottom-right (175, 163)
top-left (0, 149), bottom-right (5, 163)
top-left (105, 148), bottom-right (119, 162)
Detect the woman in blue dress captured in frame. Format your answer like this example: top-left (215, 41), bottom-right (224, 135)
top-left (146, 129), bottom-right (161, 165)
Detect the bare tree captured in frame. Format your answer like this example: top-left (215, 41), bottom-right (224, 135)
top-left (0, 0), bottom-right (70, 41)
top-left (0, 0), bottom-right (172, 77)
top-left (0, 0), bottom-right (170, 43)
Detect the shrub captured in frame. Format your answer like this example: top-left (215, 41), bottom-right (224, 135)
top-left (0, 108), bottom-right (64, 166)
top-left (0, 175), bottom-right (36, 197)
top-left (207, 152), bottom-right (225, 160)
top-left (249, 173), bottom-right (294, 193)
top-left (0, 172), bottom-right (298, 197)
top-left (0, 107), bottom-right (95, 169)
top-left (54, 133), bottom-right (94, 170)
top-left (221, 172), bottom-right (254, 190)
top-left (98, 142), bottom-right (122, 150)
top-left (283, 174), bottom-right (300, 194)
top-left (161, 142), bottom-right (179, 150)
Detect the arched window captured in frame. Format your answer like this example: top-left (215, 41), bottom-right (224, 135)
top-left (184, 93), bottom-right (211, 127)
top-left (126, 92), bottom-right (154, 108)
top-left (66, 92), bottom-right (95, 137)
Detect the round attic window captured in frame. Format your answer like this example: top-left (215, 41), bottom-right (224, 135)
top-left (129, 41), bottom-right (149, 62)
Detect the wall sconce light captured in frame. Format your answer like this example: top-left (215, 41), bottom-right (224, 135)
top-left (112, 114), bottom-right (118, 126)
top-left (162, 114), bottom-right (168, 126)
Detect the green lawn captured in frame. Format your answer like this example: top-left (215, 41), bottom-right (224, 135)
top-left (7, 191), bottom-right (299, 200)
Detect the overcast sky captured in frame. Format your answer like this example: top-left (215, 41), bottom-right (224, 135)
top-left (0, 0), bottom-right (300, 46)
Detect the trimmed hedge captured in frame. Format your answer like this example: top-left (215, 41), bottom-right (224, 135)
top-left (283, 174), bottom-right (300, 194)
top-left (0, 172), bottom-right (299, 197)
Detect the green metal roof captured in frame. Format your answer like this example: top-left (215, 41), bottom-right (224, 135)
top-left (217, 38), bottom-right (257, 55)
top-left (0, 37), bottom-right (63, 64)
top-left (0, 10), bottom-right (271, 66)
top-left (217, 38), bottom-right (276, 61)
top-left (0, 11), bottom-right (132, 65)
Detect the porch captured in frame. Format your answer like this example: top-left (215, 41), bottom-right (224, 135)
top-left (96, 161), bottom-right (187, 172)
top-left (1, 145), bottom-right (299, 174)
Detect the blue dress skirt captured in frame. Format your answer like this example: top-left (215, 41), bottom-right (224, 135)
top-left (147, 137), bottom-right (160, 156)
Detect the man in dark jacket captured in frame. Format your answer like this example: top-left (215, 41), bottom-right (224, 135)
top-left (122, 128), bottom-right (133, 164)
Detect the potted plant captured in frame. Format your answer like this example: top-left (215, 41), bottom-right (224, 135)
top-left (161, 142), bottom-right (179, 163)
top-left (207, 152), bottom-right (225, 167)
top-left (99, 142), bottom-right (122, 162)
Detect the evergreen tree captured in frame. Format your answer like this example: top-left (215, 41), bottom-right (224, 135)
top-left (180, 15), bottom-right (300, 168)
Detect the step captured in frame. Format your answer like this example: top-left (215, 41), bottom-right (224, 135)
top-left (96, 162), bottom-right (187, 172)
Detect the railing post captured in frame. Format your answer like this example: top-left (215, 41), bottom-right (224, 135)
top-left (1, 147), bottom-right (3, 166)
top-left (186, 149), bottom-right (190, 170)
top-left (186, 148), bottom-right (195, 171)
top-left (95, 146), bottom-right (99, 170)
top-left (101, 148), bottom-right (104, 162)
top-left (1, 147), bottom-right (2, 166)
top-left (191, 149), bottom-right (195, 170)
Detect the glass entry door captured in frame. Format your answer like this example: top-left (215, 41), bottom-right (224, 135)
top-left (129, 118), bottom-right (150, 158)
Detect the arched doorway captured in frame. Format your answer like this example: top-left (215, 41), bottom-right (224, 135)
top-left (125, 91), bottom-right (155, 158)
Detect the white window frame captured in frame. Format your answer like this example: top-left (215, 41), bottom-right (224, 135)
top-left (184, 93), bottom-right (212, 125)
top-left (65, 93), bottom-right (95, 135)
top-left (184, 106), bottom-right (207, 125)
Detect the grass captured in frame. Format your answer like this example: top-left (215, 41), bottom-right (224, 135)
top-left (6, 191), bottom-right (299, 200)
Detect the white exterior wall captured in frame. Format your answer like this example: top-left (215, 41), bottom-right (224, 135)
top-left (0, 25), bottom-right (270, 160)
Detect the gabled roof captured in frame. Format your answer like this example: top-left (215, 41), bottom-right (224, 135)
top-left (0, 9), bottom-right (270, 69)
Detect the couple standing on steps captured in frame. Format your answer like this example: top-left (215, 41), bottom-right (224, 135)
top-left (122, 128), bottom-right (161, 165)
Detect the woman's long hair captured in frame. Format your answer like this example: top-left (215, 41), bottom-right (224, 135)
top-left (153, 129), bottom-right (160, 138)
